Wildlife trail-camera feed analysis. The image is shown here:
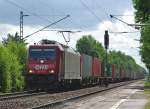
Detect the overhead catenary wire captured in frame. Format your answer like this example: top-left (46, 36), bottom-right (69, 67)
top-left (5, 0), bottom-right (53, 23)
top-left (91, 0), bottom-right (117, 30)
top-left (38, 0), bottom-right (55, 16)
top-left (92, 0), bottom-right (110, 20)
top-left (24, 15), bottom-right (70, 39)
top-left (79, 0), bottom-right (101, 21)
top-left (91, 1), bottom-right (140, 34)
top-left (36, 0), bottom-right (85, 44)
top-left (79, 0), bottom-right (109, 30)
top-left (39, 0), bottom-right (85, 31)
top-left (90, 1), bottom-right (139, 33)
top-left (38, 0), bottom-right (85, 31)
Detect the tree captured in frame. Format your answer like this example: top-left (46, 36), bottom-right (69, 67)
top-left (3, 33), bottom-right (27, 73)
top-left (0, 43), bottom-right (25, 92)
top-left (140, 20), bottom-right (150, 70)
top-left (132, 0), bottom-right (150, 77)
top-left (0, 45), bottom-right (12, 92)
top-left (0, 33), bottom-right (26, 92)
top-left (108, 50), bottom-right (141, 78)
top-left (6, 41), bottom-right (25, 91)
top-left (132, 0), bottom-right (150, 23)
top-left (76, 34), bottom-right (145, 79)
top-left (76, 35), bottom-right (105, 59)
top-left (2, 32), bottom-right (25, 45)
top-left (6, 40), bottom-right (27, 70)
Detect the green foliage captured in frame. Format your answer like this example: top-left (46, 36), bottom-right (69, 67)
top-left (76, 34), bottom-right (145, 77)
top-left (108, 50), bottom-right (144, 76)
top-left (144, 80), bottom-right (150, 107)
top-left (3, 32), bottom-right (27, 73)
top-left (0, 43), bottom-right (24, 92)
top-left (6, 40), bottom-right (27, 70)
top-left (9, 52), bottom-right (24, 91)
top-left (132, 0), bottom-right (150, 23)
top-left (0, 45), bottom-right (12, 92)
top-left (145, 80), bottom-right (150, 87)
top-left (140, 20), bottom-right (150, 70)
top-left (76, 35), bottom-right (105, 60)
top-left (0, 33), bottom-right (26, 92)
top-left (132, 0), bottom-right (150, 79)
top-left (144, 101), bottom-right (150, 109)
top-left (2, 32), bottom-right (25, 45)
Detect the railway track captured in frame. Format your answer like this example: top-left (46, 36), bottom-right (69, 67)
top-left (0, 90), bottom-right (46, 101)
top-left (0, 90), bottom-right (35, 97)
top-left (0, 80), bottom-right (139, 109)
top-left (30, 80), bottom-right (137, 109)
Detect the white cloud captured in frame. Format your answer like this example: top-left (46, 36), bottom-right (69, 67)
top-left (0, 10), bottom-right (146, 69)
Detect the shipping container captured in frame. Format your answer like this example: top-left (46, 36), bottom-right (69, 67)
top-left (130, 71), bottom-right (135, 79)
top-left (101, 62), bottom-right (105, 77)
top-left (92, 57), bottom-right (101, 77)
top-left (111, 64), bottom-right (115, 80)
top-left (127, 70), bottom-right (132, 79)
top-left (81, 54), bottom-right (92, 79)
top-left (125, 70), bottom-right (129, 79)
top-left (136, 71), bottom-right (144, 79)
top-left (62, 48), bottom-right (81, 80)
top-left (107, 63), bottom-right (112, 77)
top-left (127, 67), bottom-right (132, 79)
top-left (114, 64), bottom-right (119, 79)
top-left (119, 65), bottom-right (122, 80)
top-left (121, 66), bottom-right (126, 79)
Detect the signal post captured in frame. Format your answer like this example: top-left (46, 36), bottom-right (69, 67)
top-left (104, 30), bottom-right (109, 86)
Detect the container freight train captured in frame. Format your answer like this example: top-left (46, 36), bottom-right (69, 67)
top-left (25, 40), bottom-right (144, 89)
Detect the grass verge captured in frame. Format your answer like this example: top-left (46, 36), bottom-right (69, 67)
top-left (144, 80), bottom-right (150, 109)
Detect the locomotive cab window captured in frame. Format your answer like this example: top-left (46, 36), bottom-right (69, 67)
top-left (29, 48), bottom-right (56, 59)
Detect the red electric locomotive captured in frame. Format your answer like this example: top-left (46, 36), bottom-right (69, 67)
top-left (26, 40), bottom-right (64, 88)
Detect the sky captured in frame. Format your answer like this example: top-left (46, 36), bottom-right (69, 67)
top-left (0, 0), bottom-right (146, 68)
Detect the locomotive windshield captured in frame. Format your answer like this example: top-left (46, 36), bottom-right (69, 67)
top-left (29, 48), bottom-right (56, 59)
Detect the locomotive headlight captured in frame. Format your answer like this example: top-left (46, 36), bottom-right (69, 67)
top-left (40, 60), bottom-right (44, 63)
top-left (29, 70), bottom-right (33, 73)
top-left (49, 70), bottom-right (54, 74)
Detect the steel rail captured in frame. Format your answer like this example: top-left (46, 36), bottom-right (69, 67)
top-left (0, 91), bottom-right (46, 101)
top-left (0, 90), bottom-right (35, 97)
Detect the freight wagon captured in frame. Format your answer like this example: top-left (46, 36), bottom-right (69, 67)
top-left (80, 54), bottom-right (92, 86)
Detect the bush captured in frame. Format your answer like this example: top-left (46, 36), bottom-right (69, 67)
top-left (145, 78), bottom-right (150, 87)
top-left (6, 40), bottom-right (27, 70)
top-left (0, 45), bottom-right (12, 92)
top-left (7, 40), bottom-right (26, 91)
top-left (0, 43), bottom-right (25, 92)
top-left (9, 52), bottom-right (24, 91)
